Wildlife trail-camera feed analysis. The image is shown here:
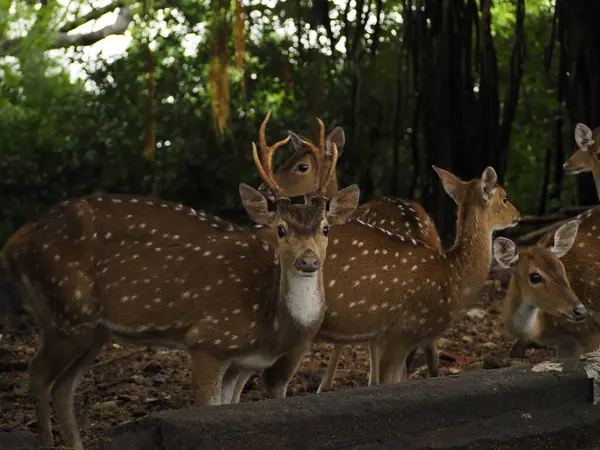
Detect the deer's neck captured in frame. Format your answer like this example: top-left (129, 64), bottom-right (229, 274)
top-left (505, 281), bottom-right (542, 340)
top-left (279, 271), bottom-right (325, 329)
top-left (591, 165), bottom-right (600, 200)
top-left (445, 207), bottom-right (494, 311)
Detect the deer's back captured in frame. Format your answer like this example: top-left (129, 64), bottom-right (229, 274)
top-left (355, 197), bottom-right (440, 248)
top-left (5, 195), bottom-right (278, 339)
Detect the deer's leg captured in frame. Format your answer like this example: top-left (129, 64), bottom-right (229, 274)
top-left (425, 342), bottom-right (440, 377)
top-left (230, 371), bottom-right (254, 404)
top-left (378, 339), bottom-right (411, 384)
top-left (262, 341), bottom-right (311, 399)
top-left (404, 347), bottom-right (418, 378)
top-left (367, 341), bottom-right (380, 386)
top-left (221, 366), bottom-right (253, 404)
top-left (29, 330), bottom-right (97, 447)
top-left (318, 344), bottom-right (344, 393)
top-left (51, 328), bottom-right (109, 450)
top-left (188, 348), bottom-right (227, 406)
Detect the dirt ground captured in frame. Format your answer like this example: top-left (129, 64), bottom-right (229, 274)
top-left (0, 273), bottom-right (556, 450)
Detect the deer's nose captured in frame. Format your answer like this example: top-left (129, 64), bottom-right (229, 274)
top-left (572, 305), bottom-right (589, 320)
top-left (295, 252), bottom-right (320, 273)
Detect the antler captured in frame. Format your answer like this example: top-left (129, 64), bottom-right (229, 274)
top-left (253, 110), bottom-right (291, 201)
top-left (299, 117), bottom-right (338, 201)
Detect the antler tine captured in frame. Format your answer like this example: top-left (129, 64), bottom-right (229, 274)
top-left (258, 109), bottom-right (272, 161)
top-left (319, 142), bottom-right (339, 194)
top-left (252, 142), bottom-right (284, 200)
top-left (316, 117), bottom-right (326, 154)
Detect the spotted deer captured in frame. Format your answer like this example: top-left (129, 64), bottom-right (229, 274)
top-left (496, 220), bottom-right (591, 356)
top-left (508, 122), bottom-right (600, 357)
top-left (253, 121), bottom-right (440, 394)
top-left (248, 164), bottom-right (520, 399)
top-left (4, 112), bottom-right (360, 450)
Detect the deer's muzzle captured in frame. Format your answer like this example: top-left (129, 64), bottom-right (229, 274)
top-left (294, 251), bottom-right (320, 274)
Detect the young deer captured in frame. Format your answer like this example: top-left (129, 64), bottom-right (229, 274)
top-left (4, 112), bottom-right (359, 450)
top-left (509, 122), bottom-right (600, 357)
top-left (254, 164), bottom-right (521, 398)
top-left (563, 122), bottom-right (600, 198)
top-left (496, 221), bottom-right (590, 356)
top-left (255, 121), bottom-right (440, 393)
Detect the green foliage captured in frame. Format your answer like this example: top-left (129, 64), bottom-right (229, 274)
top-left (0, 0), bottom-right (581, 244)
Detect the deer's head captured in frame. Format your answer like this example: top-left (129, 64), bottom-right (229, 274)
top-left (257, 119), bottom-right (345, 201)
top-left (433, 166), bottom-right (520, 231)
top-left (494, 220), bottom-right (588, 322)
top-left (240, 111), bottom-right (359, 277)
top-left (563, 123), bottom-right (600, 175)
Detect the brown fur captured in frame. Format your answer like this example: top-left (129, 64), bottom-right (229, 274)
top-left (5, 190), bottom-right (358, 450)
top-left (254, 166), bottom-right (520, 395)
top-left (253, 127), bottom-right (441, 394)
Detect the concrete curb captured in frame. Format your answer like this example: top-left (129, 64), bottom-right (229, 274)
top-left (100, 358), bottom-right (600, 450)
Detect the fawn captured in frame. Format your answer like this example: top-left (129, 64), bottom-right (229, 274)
top-left (254, 120), bottom-right (440, 393)
top-left (249, 163), bottom-right (521, 399)
top-left (497, 220), bottom-right (590, 355)
top-left (4, 112), bottom-right (359, 450)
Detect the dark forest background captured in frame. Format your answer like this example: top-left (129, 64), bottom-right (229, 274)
top-left (1, 0), bottom-right (599, 244)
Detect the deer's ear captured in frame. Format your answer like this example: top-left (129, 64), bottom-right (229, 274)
top-left (288, 130), bottom-right (304, 151)
top-left (575, 123), bottom-right (593, 148)
top-left (481, 166), bottom-right (498, 201)
top-left (550, 220), bottom-right (580, 258)
top-left (239, 183), bottom-right (275, 225)
top-left (327, 184), bottom-right (359, 226)
top-left (432, 166), bottom-right (464, 204)
top-left (493, 237), bottom-right (519, 269)
top-left (326, 127), bottom-right (345, 158)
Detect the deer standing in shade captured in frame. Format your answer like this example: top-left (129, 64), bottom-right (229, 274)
top-left (4, 112), bottom-right (359, 450)
top-left (253, 120), bottom-right (440, 393)
top-left (246, 162), bottom-right (521, 399)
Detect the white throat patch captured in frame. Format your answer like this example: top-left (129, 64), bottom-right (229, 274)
top-left (513, 301), bottom-right (539, 336)
top-left (285, 275), bottom-right (324, 328)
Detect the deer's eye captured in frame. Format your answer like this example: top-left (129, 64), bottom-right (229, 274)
top-left (297, 163), bottom-right (309, 173)
top-left (529, 272), bottom-right (542, 284)
top-left (323, 225), bottom-right (330, 236)
top-left (503, 196), bottom-right (508, 204)
top-left (277, 226), bottom-right (286, 238)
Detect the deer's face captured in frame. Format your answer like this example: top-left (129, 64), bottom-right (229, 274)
top-left (434, 166), bottom-right (520, 231)
top-left (240, 184), bottom-right (360, 277)
top-left (563, 147), bottom-right (599, 174)
top-left (258, 151), bottom-right (319, 200)
top-left (494, 220), bottom-right (588, 323)
top-left (564, 122), bottom-right (600, 175)
top-left (273, 203), bottom-right (330, 276)
top-left (484, 184), bottom-right (520, 231)
top-left (510, 248), bottom-right (587, 322)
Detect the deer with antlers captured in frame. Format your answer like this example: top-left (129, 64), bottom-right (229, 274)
top-left (4, 111), bottom-right (359, 450)
top-left (238, 160), bottom-right (521, 400)
top-left (253, 121), bottom-right (440, 394)
top-left (495, 220), bottom-right (590, 356)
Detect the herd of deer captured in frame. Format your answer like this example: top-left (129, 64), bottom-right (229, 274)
top-left (5, 113), bottom-right (600, 449)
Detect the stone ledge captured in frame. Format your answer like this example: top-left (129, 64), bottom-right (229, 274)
top-left (100, 358), bottom-right (600, 450)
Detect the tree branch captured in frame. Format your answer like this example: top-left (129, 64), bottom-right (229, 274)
top-left (59, 2), bottom-right (128, 33)
top-left (0, 6), bottom-right (133, 57)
